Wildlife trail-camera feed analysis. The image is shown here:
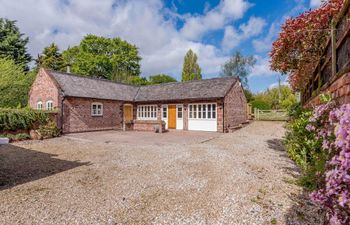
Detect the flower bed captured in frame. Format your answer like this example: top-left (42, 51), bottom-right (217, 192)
top-left (285, 100), bottom-right (350, 224)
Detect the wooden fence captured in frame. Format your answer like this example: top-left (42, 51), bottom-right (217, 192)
top-left (254, 109), bottom-right (289, 121)
top-left (302, 0), bottom-right (350, 104)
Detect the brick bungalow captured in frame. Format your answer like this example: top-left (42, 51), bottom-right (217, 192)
top-left (29, 69), bottom-right (247, 133)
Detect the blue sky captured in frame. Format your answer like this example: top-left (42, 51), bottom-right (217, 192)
top-left (0, 0), bottom-right (323, 92)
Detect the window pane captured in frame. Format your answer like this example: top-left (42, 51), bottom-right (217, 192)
top-left (212, 104), bottom-right (216, 118)
top-left (193, 105), bottom-right (197, 118)
top-left (208, 104), bottom-right (211, 119)
top-left (202, 105), bottom-right (206, 118)
top-left (177, 106), bottom-right (182, 119)
top-left (198, 104), bottom-right (202, 118)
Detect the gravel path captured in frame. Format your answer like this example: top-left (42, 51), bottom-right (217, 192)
top-left (0, 122), bottom-right (319, 224)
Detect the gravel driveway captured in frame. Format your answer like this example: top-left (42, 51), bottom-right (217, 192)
top-left (0, 122), bottom-right (319, 224)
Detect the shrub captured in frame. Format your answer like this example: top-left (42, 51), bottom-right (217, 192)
top-left (251, 99), bottom-right (271, 110)
top-left (38, 121), bottom-right (60, 139)
top-left (0, 108), bottom-right (48, 132)
top-left (284, 110), bottom-right (328, 190)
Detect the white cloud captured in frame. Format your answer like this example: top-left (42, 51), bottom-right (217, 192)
top-left (252, 22), bottom-right (278, 53)
top-left (0, 0), bottom-right (231, 79)
top-left (222, 16), bottom-right (266, 50)
top-left (310, 0), bottom-right (323, 8)
top-left (180, 0), bottom-right (252, 40)
top-left (249, 55), bottom-right (279, 78)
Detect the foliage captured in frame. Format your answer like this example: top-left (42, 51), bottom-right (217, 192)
top-left (270, 0), bottom-right (344, 90)
top-left (251, 99), bottom-right (271, 110)
top-left (127, 76), bottom-right (149, 86)
top-left (181, 49), bottom-right (202, 81)
top-left (308, 103), bottom-right (350, 224)
top-left (285, 100), bottom-right (350, 224)
top-left (221, 51), bottom-right (256, 88)
top-left (148, 74), bottom-right (177, 84)
top-left (243, 89), bottom-right (254, 102)
top-left (0, 58), bottom-right (36, 108)
top-left (252, 85), bottom-right (297, 110)
top-left (284, 109), bottom-right (328, 190)
top-left (62, 35), bottom-right (141, 82)
top-left (36, 43), bottom-right (65, 71)
top-left (38, 121), bottom-right (60, 139)
top-left (0, 108), bottom-right (48, 132)
top-left (0, 18), bottom-right (31, 69)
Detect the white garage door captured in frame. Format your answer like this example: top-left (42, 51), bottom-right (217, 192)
top-left (188, 103), bottom-right (217, 131)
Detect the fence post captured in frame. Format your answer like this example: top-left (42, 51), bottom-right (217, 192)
top-left (331, 19), bottom-right (337, 76)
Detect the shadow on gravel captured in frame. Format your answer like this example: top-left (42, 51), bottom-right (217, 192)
top-left (284, 191), bottom-right (326, 225)
top-left (0, 144), bottom-right (90, 190)
top-left (266, 139), bottom-right (326, 225)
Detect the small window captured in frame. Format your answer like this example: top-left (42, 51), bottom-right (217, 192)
top-left (189, 105), bottom-right (193, 118)
top-left (208, 104), bottom-right (212, 119)
top-left (37, 101), bottom-right (43, 110)
top-left (202, 104), bottom-right (206, 119)
top-left (91, 103), bottom-right (103, 116)
top-left (193, 105), bottom-right (197, 119)
top-left (212, 104), bottom-right (216, 119)
top-left (198, 104), bottom-right (202, 119)
top-left (177, 105), bottom-right (183, 119)
top-left (46, 100), bottom-right (53, 111)
top-left (162, 106), bottom-right (167, 118)
top-left (137, 105), bottom-right (157, 120)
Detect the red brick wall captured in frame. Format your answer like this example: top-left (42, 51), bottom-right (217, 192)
top-left (62, 97), bottom-right (123, 133)
top-left (29, 69), bottom-right (60, 110)
top-left (305, 72), bottom-right (350, 107)
top-left (223, 82), bottom-right (247, 132)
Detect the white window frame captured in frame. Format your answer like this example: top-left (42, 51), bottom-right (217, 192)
top-left (46, 100), bottom-right (53, 111)
top-left (37, 101), bottom-right (43, 110)
top-left (177, 105), bottom-right (183, 119)
top-left (188, 103), bottom-right (217, 120)
top-left (91, 102), bottom-right (103, 116)
top-left (137, 105), bottom-right (157, 120)
top-left (162, 105), bottom-right (168, 119)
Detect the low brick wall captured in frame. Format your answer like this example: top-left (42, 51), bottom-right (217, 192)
top-left (133, 120), bottom-right (166, 132)
top-left (305, 72), bottom-right (350, 107)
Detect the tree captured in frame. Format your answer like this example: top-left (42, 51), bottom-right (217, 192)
top-left (127, 76), bottom-right (149, 86)
top-left (221, 51), bottom-right (256, 88)
top-left (270, 0), bottom-right (343, 90)
top-left (252, 85), bottom-right (297, 110)
top-left (36, 43), bottom-right (65, 71)
top-left (181, 49), bottom-right (202, 81)
top-left (149, 74), bottom-right (177, 84)
top-left (62, 35), bottom-right (141, 82)
top-left (243, 89), bottom-right (254, 102)
top-left (0, 18), bottom-right (32, 69)
top-left (0, 58), bottom-right (35, 108)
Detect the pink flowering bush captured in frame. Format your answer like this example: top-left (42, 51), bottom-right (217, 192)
top-left (306, 103), bottom-right (350, 224)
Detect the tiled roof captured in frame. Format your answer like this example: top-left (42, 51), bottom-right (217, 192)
top-left (47, 70), bottom-right (239, 102)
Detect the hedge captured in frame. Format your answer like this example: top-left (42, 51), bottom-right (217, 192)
top-left (0, 108), bottom-right (49, 132)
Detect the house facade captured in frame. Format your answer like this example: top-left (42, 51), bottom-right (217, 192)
top-left (29, 69), bottom-right (248, 133)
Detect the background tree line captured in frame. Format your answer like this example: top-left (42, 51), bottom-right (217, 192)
top-left (0, 17), bottom-right (295, 110)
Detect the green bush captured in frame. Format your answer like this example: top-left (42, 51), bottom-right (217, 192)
top-left (283, 111), bottom-right (328, 190)
top-left (251, 99), bottom-right (271, 110)
top-left (0, 108), bottom-right (48, 132)
top-left (38, 121), bottom-right (60, 139)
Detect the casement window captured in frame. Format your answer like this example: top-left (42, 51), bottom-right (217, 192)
top-left (162, 105), bottom-right (167, 118)
top-left (91, 102), bottom-right (103, 116)
top-left (177, 105), bottom-right (183, 119)
top-left (37, 101), bottom-right (43, 110)
top-left (189, 103), bottom-right (216, 119)
top-left (137, 105), bottom-right (157, 120)
top-left (46, 100), bottom-right (53, 111)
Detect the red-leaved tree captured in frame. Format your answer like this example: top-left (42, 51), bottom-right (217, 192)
top-left (270, 0), bottom-right (344, 90)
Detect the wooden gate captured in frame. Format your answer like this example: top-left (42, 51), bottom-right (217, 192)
top-left (254, 109), bottom-right (288, 121)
